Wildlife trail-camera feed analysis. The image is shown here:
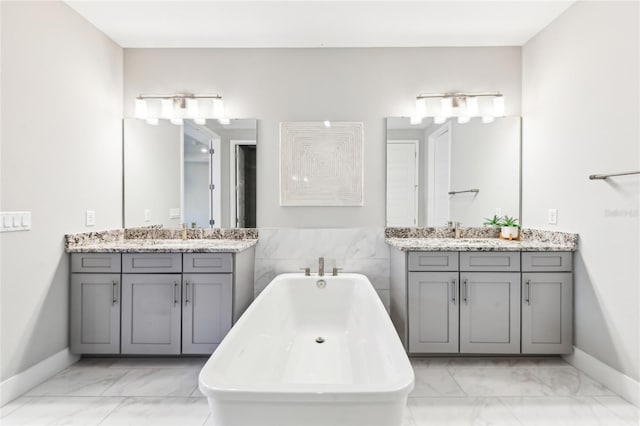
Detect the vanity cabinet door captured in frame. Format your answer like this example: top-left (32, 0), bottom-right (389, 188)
top-left (182, 273), bottom-right (232, 354)
top-left (121, 274), bottom-right (182, 354)
top-left (459, 272), bottom-right (520, 354)
top-left (70, 274), bottom-right (121, 354)
top-left (521, 272), bottom-right (573, 354)
top-left (408, 272), bottom-right (459, 353)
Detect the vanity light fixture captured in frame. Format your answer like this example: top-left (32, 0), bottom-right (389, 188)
top-left (413, 92), bottom-right (505, 124)
top-left (135, 93), bottom-right (227, 126)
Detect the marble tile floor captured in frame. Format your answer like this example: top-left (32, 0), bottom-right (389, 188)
top-left (1, 356), bottom-right (637, 425)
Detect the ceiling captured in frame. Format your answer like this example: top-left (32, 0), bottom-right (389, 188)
top-left (66, 1), bottom-right (575, 48)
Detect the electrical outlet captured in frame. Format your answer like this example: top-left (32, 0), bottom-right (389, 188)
top-left (86, 210), bottom-right (96, 226)
top-left (144, 209), bottom-right (151, 222)
top-left (169, 208), bottom-right (180, 219)
top-left (548, 208), bottom-right (558, 225)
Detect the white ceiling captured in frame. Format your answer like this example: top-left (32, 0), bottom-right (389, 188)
top-left (66, 1), bottom-right (575, 48)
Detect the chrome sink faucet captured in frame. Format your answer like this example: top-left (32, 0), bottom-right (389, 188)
top-left (318, 257), bottom-right (324, 277)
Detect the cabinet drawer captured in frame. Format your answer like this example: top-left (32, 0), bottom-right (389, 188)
top-left (71, 253), bottom-right (121, 273)
top-left (522, 252), bottom-right (572, 272)
top-left (408, 252), bottom-right (458, 272)
top-left (122, 253), bottom-right (182, 273)
top-left (460, 252), bottom-right (520, 272)
top-left (183, 253), bottom-right (232, 273)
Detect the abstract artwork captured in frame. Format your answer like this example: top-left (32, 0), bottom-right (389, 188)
top-left (279, 122), bottom-right (364, 206)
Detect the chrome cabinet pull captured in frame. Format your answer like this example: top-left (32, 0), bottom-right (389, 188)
top-left (450, 279), bottom-right (457, 304)
top-left (525, 280), bottom-right (531, 305)
top-left (463, 279), bottom-right (469, 304)
top-left (185, 282), bottom-right (190, 305)
top-left (174, 282), bottom-right (178, 305)
top-left (112, 281), bottom-right (118, 304)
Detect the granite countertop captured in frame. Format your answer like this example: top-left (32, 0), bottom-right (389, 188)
top-left (66, 238), bottom-right (258, 253)
top-left (385, 237), bottom-right (576, 252)
top-left (64, 228), bottom-right (259, 253)
top-left (384, 227), bottom-right (578, 252)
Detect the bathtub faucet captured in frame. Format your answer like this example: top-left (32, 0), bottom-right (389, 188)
top-left (318, 257), bottom-right (324, 276)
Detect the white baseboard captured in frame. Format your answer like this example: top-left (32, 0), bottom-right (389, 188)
top-left (0, 348), bottom-right (80, 406)
top-left (563, 346), bottom-right (640, 407)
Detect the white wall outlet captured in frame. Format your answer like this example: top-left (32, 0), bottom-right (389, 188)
top-left (144, 209), bottom-right (151, 222)
top-left (548, 208), bottom-right (558, 225)
top-left (86, 210), bottom-right (96, 226)
top-left (169, 208), bottom-right (180, 219)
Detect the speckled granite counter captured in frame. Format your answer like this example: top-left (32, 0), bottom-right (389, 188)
top-left (385, 228), bottom-right (578, 252)
top-left (65, 228), bottom-right (258, 253)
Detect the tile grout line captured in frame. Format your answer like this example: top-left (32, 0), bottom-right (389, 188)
top-left (591, 395), bottom-right (640, 425)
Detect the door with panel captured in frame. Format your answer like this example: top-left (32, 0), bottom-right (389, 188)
top-left (182, 273), bottom-right (232, 354)
top-left (408, 271), bottom-right (459, 353)
top-left (70, 273), bottom-right (121, 354)
top-left (121, 273), bottom-right (182, 354)
top-left (459, 272), bottom-right (521, 353)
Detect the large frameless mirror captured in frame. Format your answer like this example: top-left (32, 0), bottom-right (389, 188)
top-left (386, 116), bottom-right (521, 227)
top-left (124, 118), bottom-right (257, 229)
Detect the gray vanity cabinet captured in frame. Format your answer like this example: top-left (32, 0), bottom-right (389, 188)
top-left (70, 253), bottom-right (122, 354)
top-left (70, 273), bottom-right (121, 354)
top-left (521, 252), bottom-right (573, 354)
top-left (408, 272), bottom-right (459, 353)
top-left (459, 272), bottom-right (521, 353)
top-left (121, 273), bottom-right (182, 354)
top-left (181, 253), bottom-right (233, 354)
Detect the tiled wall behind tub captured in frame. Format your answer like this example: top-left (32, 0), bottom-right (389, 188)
top-left (254, 228), bottom-right (391, 310)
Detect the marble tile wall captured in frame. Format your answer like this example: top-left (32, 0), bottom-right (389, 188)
top-left (254, 228), bottom-right (390, 309)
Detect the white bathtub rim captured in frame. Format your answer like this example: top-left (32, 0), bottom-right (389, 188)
top-left (199, 272), bottom-right (415, 402)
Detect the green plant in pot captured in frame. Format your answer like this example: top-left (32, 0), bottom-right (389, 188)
top-left (499, 216), bottom-right (520, 240)
top-left (483, 215), bottom-right (502, 227)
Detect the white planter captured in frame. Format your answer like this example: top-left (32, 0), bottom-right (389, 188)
top-left (501, 226), bottom-right (519, 239)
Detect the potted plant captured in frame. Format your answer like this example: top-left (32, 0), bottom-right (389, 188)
top-left (499, 216), bottom-right (520, 240)
top-left (483, 215), bottom-right (501, 228)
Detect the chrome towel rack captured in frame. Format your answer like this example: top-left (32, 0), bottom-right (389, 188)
top-left (589, 170), bottom-right (640, 180)
top-left (448, 189), bottom-right (479, 195)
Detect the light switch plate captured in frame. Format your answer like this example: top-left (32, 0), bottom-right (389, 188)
top-left (0, 211), bottom-right (31, 232)
top-left (548, 208), bottom-right (558, 225)
top-left (144, 209), bottom-right (151, 222)
top-left (86, 210), bottom-right (96, 226)
top-left (169, 208), bottom-right (180, 219)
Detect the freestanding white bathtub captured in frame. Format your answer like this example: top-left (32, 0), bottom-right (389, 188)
top-left (199, 273), bottom-right (414, 426)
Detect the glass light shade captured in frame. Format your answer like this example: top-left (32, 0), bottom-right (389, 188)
top-left (434, 117), bottom-right (447, 124)
top-left (457, 116), bottom-right (471, 124)
top-left (323, 120), bottom-right (331, 128)
top-left (161, 99), bottom-right (173, 119)
top-left (493, 96), bottom-right (505, 117)
top-left (186, 98), bottom-right (199, 118)
top-left (194, 118), bottom-right (206, 125)
top-left (482, 116), bottom-right (495, 124)
top-left (440, 97), bottom-right (453, 117)
top-left (170, 118), bottom-right (183, 125)
top-left (415, 98), bottom-right (427, 118)
top-left (213, 98), bottom-right (224, 118)
top-left (135, 98), bottom-right (148, 119)
top-left (145, 118), bottom-right (159, 126)
top-left (466, 97), bottom-right (478, 117)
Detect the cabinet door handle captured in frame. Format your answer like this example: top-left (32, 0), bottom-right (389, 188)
top-left (174, 282), bottom-right (178, 305)
top-left (450, 279), bottom-right (457, 304)
top-left (185, 282), bottom-right (190, 305)
top-left (525, 279), bottom-right (531, 305)
top-left (112, 281), bottom-right (118, 305)
top-left (463, 279), bottom-right (469, 304)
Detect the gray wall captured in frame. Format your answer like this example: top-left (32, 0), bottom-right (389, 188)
top-left (124, 47), bottom-right (522, 228)
top-left (522, 1), bottom-right (639, 381)
top-left (0, 2), bottom-right (123, 381)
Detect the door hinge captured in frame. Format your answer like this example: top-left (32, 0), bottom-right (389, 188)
top-left (209, 184), bottom-right (215, 190)
top-left (209, 148), bottom-right (215, 155)
top-left (209, 219), bottom-right (215, 225)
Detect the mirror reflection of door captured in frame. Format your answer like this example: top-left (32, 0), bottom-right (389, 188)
top-left (386, 140), bottom-right (419, 226)
top-left (230, 140), bottom-right (256, 228)
top-left (427, 123), bottom-right (451, 227)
